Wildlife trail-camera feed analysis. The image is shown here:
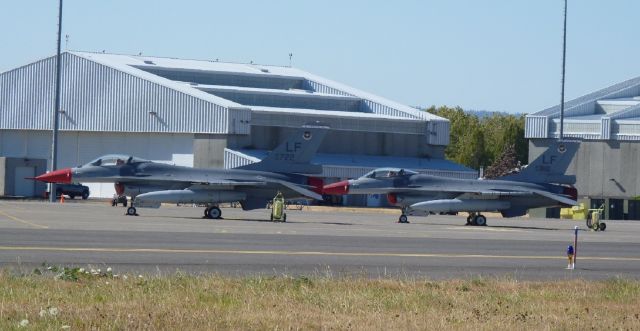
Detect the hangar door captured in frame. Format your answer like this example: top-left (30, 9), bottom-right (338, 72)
top-left (14, 166), bottom-right (35, 197)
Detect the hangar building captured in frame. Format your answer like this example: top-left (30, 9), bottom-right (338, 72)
top-left (525, 76), bottom-right (640, 219)
top-left (0, 51), bottom-right (475, 200)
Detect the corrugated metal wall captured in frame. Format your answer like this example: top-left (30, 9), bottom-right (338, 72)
top-left (0, 53), bottom-right (249, 134)
top-left (303, 79), bottom-right (355, 97)
top-left (303, 79), bottom-right (449, 146)
top-left (525, 115), bottom-right (548, 138)
top-left (250, 110), bottom-right (427, 135)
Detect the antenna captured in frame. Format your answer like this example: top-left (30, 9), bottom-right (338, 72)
top-left (559, 0), bottom-right (568, 141)
top-left (289, 53), bottom-right (293, 67)
top-left (50, 0), bottom-right (63, 202)
top-left (65, 34), bottom-right (69, 50)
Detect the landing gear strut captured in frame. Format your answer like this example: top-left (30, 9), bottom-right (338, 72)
top-left (125, 197), bottom-right (139, 216)
top-left (466, 212), bottom-right (487, 226)
top-left (205, 206), bottom-right (222, 219)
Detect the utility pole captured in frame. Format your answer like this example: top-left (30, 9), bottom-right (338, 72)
top-left (559, 0), bottom-right (567, 141)
top-left (50, 0), bottom-right (63, 202)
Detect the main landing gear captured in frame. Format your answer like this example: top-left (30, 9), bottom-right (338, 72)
top-left (466, 212), bottom-right (487, 226)
top-left (204, 206), bottom-right (222, 219)
top-left (398, 208), bottom-right (410, 223)
top-left (124, 199), bottom-right (139, 216)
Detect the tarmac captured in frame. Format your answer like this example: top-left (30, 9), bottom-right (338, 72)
top-left (0, 200), bottom-right (639, 280)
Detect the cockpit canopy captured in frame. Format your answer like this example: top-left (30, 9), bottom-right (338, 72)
top-left (361, 168), bottom-right (417, 179)
top-left (84, 155), bottom-right (150, 167)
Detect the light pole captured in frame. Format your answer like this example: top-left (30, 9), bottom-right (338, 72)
top-left (559, 0), bottom-right (567, 141)
top-left (50, 0), bottom-right (63, 202)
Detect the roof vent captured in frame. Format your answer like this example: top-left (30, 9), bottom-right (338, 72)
top-left (143, 60), bottom-right (155, 65)
top-left (260, 68), bottom-right (269, 73)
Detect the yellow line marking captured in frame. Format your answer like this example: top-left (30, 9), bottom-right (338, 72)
top-left (0, 210), bottom-right (48, 229)
top-left (0, 246), bottom-right (638, 261)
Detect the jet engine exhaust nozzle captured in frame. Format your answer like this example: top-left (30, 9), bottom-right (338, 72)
top-left (323, 180), bottom-right (350, 195)
top-left (33, 168), bottom-right (73, 184)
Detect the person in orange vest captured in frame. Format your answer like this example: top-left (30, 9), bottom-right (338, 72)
top-left (566, 244), bottom-right (575, 269)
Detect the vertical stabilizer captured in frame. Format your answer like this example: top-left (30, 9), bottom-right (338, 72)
top-left (501, 141), bottom-right (579, 184)
top-left (238, 125), bottom-right (329, 174)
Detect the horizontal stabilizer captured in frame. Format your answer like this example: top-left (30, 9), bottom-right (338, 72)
top-left (269, 179), bottom-right (323, 200)
top-left (532, 189), bottom-right (577, 206)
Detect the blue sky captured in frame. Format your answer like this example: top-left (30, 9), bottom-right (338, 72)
top-left (2, 0), bottom-right (639, 114)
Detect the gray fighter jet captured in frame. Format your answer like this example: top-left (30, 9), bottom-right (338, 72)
top-left (35, 125), bottom-right (328, 219)
top-left (323, 141), bottom-right (579, 225)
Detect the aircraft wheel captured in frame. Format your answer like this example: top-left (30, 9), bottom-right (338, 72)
top-left (207, 206), bottom-right (222, 219)
top-left (126, 207), bottom-right (137, 216)
top-left (599, 222), bottom-right (606, 231)
top-left (204, 208), bottom-right (210, 218)
top-left (282, 213), bottom-right (287, 222)
top-left (398, 215), bottom-right (409, 223)
top-left (586, 218), bottom-right (592, 229)
top-left (475, 215), bottom-right (487, 226)
top-left (466, 215), bottom-right (473, 225)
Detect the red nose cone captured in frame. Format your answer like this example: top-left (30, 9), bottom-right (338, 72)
top-left (34, 168), bottom-right (73, 184)
top-left (323, 180), bottom-right (350, 195)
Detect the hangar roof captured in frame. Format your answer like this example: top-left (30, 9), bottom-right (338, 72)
top-left (0, 51), bottom-right (449, 145)
top-left (526, 76), bottom-right (640, 141)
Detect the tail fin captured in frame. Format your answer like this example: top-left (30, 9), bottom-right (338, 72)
top-left (501, 141), bottom-right (579, 184)
top-left (238, 125), bottom-right (329, 174)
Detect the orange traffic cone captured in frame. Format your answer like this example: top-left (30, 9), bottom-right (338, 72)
top-left (60, 194), bottom-right (65, 204)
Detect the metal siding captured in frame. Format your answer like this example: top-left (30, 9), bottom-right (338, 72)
top-left (610, 104), bottom-right (640, 120)
top-left (536, 76), bottom-right (640, 117)
top-left (303, 79), bottom-right (355, 97)
top-left (525, 115), bottom-right (548, 138)
top-left (427, 120), bottom-right (450, 145)
top-left (250, 110), bottom-right (426, 135)
top-left (601, 117), bottom-right (611, 140)
top-left (0, 53), bottom-right (235, 134)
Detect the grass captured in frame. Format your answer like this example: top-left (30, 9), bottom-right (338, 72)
top-left (1, 268), bottom-right (639, 330)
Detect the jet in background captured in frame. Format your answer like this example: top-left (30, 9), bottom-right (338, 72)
top-left (35, 125), bottom-right (328, 219)
top-left (323, 141), bottom-right (579, 225)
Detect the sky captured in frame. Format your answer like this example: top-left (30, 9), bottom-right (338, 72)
top-left (1, 0), bottom-right (639, 114)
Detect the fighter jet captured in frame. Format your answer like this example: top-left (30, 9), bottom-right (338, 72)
top-left (34, 125), bottom-right (328, 219)
top-left (323, 141), bottom-right (579, 225)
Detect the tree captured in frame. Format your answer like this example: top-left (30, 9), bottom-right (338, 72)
top-left (426, 106), bottom-right (528, 169)
top-left (483, 144), bottom-right (520, 179)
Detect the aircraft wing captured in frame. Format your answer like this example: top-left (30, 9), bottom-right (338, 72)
top-left (116, 175), bottom-right (267, 187)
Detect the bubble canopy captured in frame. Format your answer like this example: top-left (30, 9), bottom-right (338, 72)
top-left (361, 168), bottom-right (417, 179)
top-left (84, 155), bottom-right (150, 167)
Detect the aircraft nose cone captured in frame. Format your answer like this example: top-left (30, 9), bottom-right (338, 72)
top-left (34, 168), bottom-right (73, 184)
top-left (323, 180), bottom-right (350, 195)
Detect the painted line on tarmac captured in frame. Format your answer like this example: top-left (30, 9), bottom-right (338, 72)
top-left (0, 246), bottom-right (639, 262)
top-left (0, 210), bottom-right (48, 229)
top-left (446, 227), bottom-right (522, 232)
